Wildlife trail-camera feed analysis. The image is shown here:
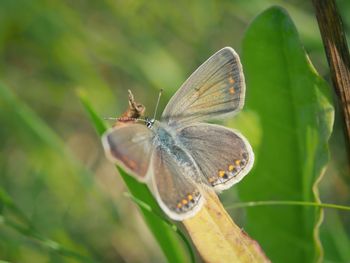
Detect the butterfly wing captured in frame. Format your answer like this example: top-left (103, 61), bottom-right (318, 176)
top-left (178, 123), bottom-right (254, 191)
top-left (102, 123), bottom-right (154, 181)
top-left (161, 47), bottom-right (245, 127)
top-left (149, 144), bottom-right (204, 221)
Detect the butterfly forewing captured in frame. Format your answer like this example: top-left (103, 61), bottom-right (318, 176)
top-left (161, 47), bottom-right (245, 127)
top-left (102, 124), bottom-right (154, 181)
top-left (150, 144), bottom-right (204, 221)
top-left (178, 123), bottom-right (254, 191)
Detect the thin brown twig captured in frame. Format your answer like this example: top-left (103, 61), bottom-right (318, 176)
top-left (312, 0), bottom-right (350, 157)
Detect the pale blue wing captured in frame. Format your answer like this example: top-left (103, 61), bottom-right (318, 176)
top-left (102, 124), bottom-right (154, 181)
top-left (178, 123), bottom-right (254, 191)
top-left (161, 47), bottom-right (245, 127)
top-left (149, 144), bottom-right (204, 221)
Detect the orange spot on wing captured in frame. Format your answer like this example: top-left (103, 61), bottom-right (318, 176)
top-left (122, 157), bottom-right (137, 169)
top-left (229, 87), bottom-right (235, 94)
top-left (229, 77), bottom-right (235, 84)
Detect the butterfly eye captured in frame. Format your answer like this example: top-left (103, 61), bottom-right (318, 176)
top-left (146, 118), bottom-right (155, 128)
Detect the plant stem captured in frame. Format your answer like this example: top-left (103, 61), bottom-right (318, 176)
top-left (183, 191), bottom-right (270, 263)
top-left (227, 200), bottom-right (350, 211)
top-left (312, 0), bottom-right (350, 155)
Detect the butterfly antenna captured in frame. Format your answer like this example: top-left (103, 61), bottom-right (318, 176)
top-left (104, 117), bottom-right (118, 121)
top-left (135, 118), bottom-right (147, 123)
top-left (153, 89), bottom-right (163, 120)
top-left (104, 116), bottom-right (148, 123)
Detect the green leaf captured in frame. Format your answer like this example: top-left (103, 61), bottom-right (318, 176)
top-left (237, 6), bottom-right (334, 263)
top-left (77, 90), bottom-right (192, 263)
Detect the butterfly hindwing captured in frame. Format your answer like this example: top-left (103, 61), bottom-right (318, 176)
top-left (161, 47), bottom-right (245, 127)
top-left (150, 144), bottom-right (204, 220)
top-left (102, 124), bottom-right (154, 181)
top-left (178, 123), bottom-right (254, 191)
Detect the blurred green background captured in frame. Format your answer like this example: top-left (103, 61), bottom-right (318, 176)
top-left (0, 0), bottom-right (349, 262)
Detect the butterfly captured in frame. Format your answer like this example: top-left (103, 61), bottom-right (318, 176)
top-left (102, 47), bottom-right (254, 221)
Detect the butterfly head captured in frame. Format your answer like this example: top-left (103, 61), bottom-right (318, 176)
top-left (145, 117), bottom-right (155, 129)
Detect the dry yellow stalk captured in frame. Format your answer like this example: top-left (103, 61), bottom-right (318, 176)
top-left (183, 191), bottom-right (270, 263)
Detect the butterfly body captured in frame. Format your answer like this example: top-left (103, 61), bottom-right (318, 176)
top-left (145, 120), bottom-right (201, 182)
top-left (102, 47), bottom-right (254, 221)
top-left (152, 121), bottom-right (177, 150)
